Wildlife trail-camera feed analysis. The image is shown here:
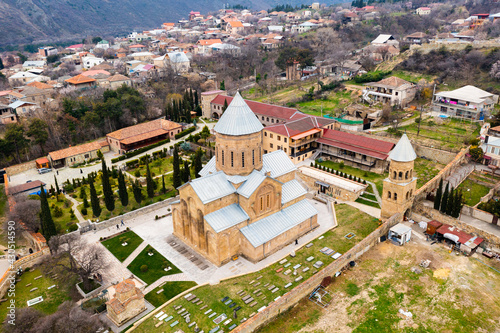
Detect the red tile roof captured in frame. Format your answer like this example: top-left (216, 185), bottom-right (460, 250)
top-left (211, 95), bottom-right (301, 120)
top-left (197, 39), bottom-right (222, 46)
top-left (436, 224), bottom-right (483, 246)
top-left (107, 119), bottom-right (181, 143)
top-left (8, 180), bottom-right (45, 195)
top-left (317, 129), bottom-right (395, 160)
top-left (265, 116), bottom-right (335, 137)
top-left (49, 141), bottom-right (108, 161)
top-left (65, 74), bottom-right (96, 85)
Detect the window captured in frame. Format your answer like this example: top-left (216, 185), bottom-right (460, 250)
top-left (284, 148), bottom-right (287, 153)
top-left (405, 171), bottom-right (409, 179)
top-left (264, 132), bottom-right (267, 136)
top-left (393, 171), bottom-right (397, 180)
top-left (252, 150), bottom-right (255, 165)
top-left (262, 116), bottom-right (264, 120)
top-left (284, 138), bottom-right (287, 143)
top-left (277, 135), bottom-right (281, 141)
top-left (222, 150), bottom-right (224, 165)
top-left (398, 172), bottom-right (403, 180)
top-left (260, 197), bottom-right (263, 210)
top-left (271, 119), bottom-right (274, 123)
top-left (242, 152), bottom-right (245, 167)
top-left (231, 151), bottom-right (233, 167)
top-left (388, 191), bottom-right (391, 199)
top-left (84, 154), bottom-right (90, 159)
top-left (270, 143), bottom-right (273, 148)
top-left (260, 149), bottom-right (262, 161)
top-left (270, 134), bottom-right (273, 139)
top-left (267, 117), bottom-right (269, 122)
top-left (394, 193), bottom-right (398, 201)
top-left (266, 194), bottom-right (270, 208)
top-left (406, 191), bottom-right (409, 200)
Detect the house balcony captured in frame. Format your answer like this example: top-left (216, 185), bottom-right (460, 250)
top-left (322, 150), bottom-right (376, 167)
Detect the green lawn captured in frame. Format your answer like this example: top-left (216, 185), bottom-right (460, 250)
top-left (127, 157), bottom-right (174, 178)
top-left (145, 281), bottom-right (197, 307)
top-left (295, 90), bottom-right (356, 117)
top-left (0, 185), bottom-right (7, 218)
top-left (355, 197), bottom-right (381, 209)
top-left (127, 245), bottom-right (182, 284)
top-left (46, 195), bottom-right (77, 234)
top-left (0, 268), bottom-right (76, 322)
top-left (101, 230), bottom-right (144, 262)
top-left (414, 158), bottom-right (444, 189)
top-left (133, 204), bottom-right (380, 333)
top-left (458, 179), bottom-right (492, 206)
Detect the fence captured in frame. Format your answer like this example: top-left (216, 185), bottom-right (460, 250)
top-left (232, 213), bottom-right (401, 333)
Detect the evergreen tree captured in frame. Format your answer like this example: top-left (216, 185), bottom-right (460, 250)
top-left (54, 175), bottom-right (60, 194)
top-left (193, 149), bottom-right (203, 178)
top-left (89, 176), bottom-right (101, 218)
top-left (161, 175), bottom-right (166, 194)
top-left (0, 58), bottom-right (4, 70)
top-left (434, 178), bottom-right (443, 210)
top-left (220, 80), bottom-right (225, 90)
top-left (101, 158), bottom-right (115, 211)
top-left (446, 187), bottom-right (455, 216)
top-left (83, 196), bottom-right (89, 209)
top-left (39, 184), bottom-right (57, 240)
top-left (172, 146), bottom-right (182, 188)
top-left (146, 163), bottom-right (155, 198)
top-left (453, 190), bottom-right (464, 218)
top-left (79, 186), bottom-right (86, 200)
top-left (118, 169), bottom-right (128, 206)
top-left (133, 180), bottom-right (143, 204)
top-left (222, 99), bottom-right (228, 113)
top-left (194, 89), bottom-right (199, 106)
top-left (182, 161), bottom-right (190, 183)
top-left (440, 183), bottom-right (449, 214)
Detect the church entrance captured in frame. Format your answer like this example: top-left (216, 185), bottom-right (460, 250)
top-left (316, 181), bottom-right (330, 194)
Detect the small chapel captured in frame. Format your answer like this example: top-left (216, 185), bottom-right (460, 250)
top-left (380, 133), bottom-right (417, 219)
top-left (171, 92), bottom-right (319, 266)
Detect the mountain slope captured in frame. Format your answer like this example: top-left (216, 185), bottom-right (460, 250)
top-left (0, 0), bottom-right (341, 46)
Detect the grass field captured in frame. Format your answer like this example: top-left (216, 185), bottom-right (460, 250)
top-left (295, 90), bottom-right (356, 117)
top-left (127, 245), bottom-right (182, 284)
top-left (0, 268), bottom-right (77, 323)
top-left (0, 185), bottom-right (7, 219)
top-left (258, 239), bottom-right (500, 333)
top-left (101, 230), bottom-right (144, 262)
top-left (458, 178), bottom-right (492, 207)
top-left (133, 204), bottom-right (380, 333)
top-left (145, 281), bottom-right (197, 307)
top-left (127, 157), bottom-right (174, 178)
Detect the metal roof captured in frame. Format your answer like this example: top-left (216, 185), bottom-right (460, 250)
top-left (435, 85), bottom-right (496, 104)
top-left (190, 171), bottom-right (236, 204)
top-left (204, 203), bottom-right (249, 233)
top-left (262, 150), bottom-right (296, 178)
top-left (388, 134), bottom-right (416, 162)
top-left (299, 166), bottom-right (366, 193)
top-left (281, 179), bottom-right (307, 204)
top-left (389, 223), bottom-right (412, 234)
top-left (213, 92), bottom-right (264, 136)
top-left (199, 156), bottom-right (216, 177)
top-left (236, 170), bottom-right (267, 198)
top-left (240, 199), bottom-right (317, 247)
top-left (167, 52), bottom-right (189, 63)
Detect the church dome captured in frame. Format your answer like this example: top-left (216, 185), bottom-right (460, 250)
top-left (389, 134), bottom-right (416, 162)
top-left (213, 92), bottom-right (263, 136)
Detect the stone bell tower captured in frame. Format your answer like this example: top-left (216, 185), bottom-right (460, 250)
top-left (381, 134), bottom-right (417, 219)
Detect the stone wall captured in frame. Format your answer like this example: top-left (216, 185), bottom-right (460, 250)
top-left (415, 203), bottom-right (500, 247)
top-left (5, 161), bottom-right (36, 176)
top-left (232, 213), bottom-right (401, 333)
top-left (81, 197), bottom-right (179, 232)
top-left (414, 147), bottom-right (470, 203)
top-left (461, 205), bottom-right (495, 224)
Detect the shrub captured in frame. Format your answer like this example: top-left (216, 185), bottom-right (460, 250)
top-left (354, 70), bottom-right (391, 84)
top-left (155, 215), bottom-right (159, 220)
top-left (53, 206), bottom-right (63, 218)
top-left (24, 267), bottom-right (30, 272)
top-left (140, 265), bottom-right (148, 272)
top-left (111, 138), bottom-right (170, 163)
top-left (68, 224), bottom-right (78, 232)
top-left (134, 170), bottom-right (141, 178)
top-left (175, 126), bottom-right (197, 139)
top-left (339, 161), bottom-right (344, 169)
top-left (81, 207), bottom-right (88, 215)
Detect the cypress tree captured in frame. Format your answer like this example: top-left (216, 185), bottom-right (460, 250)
top-left (118, 170), bottom-right (129, 206)
top-left (172, 146), bottom-right (182, 188)
top-left (194, 89), bottom-right (199, 106)
top-left (220, 80), bottom-right (225, 90)
top-left (54, 175), bottom-right (60, 194)
top-left (83, 196), bottom-right (89, 209)
top-left (193, 149), bottom-right (203, 178)
top-left (440, 183), bottom-right (449, 214)
top-left (39, 184), bottom-right (57, 240)
top-left (101, 158), bottom-right (115, 211)
top-left (222, 99), bottom-right (228, 113)
top-left (146, 163), bottom-right (155, 198)
top-left (89, 176), bottom-right (101, 218)
top-left (182, 161), bottom-right (190, 183)
top-left (446, 187), bottom-right (454, 216)
top-left (79, 186), bottom-right (86, 200)
top-left (133, 180), bottom-right (143, 204)
top-left (453, 190), bottom-right (464, 218)
top-left (161, 175), bottom-right (166, 194)
top-left (434, 178), bottom-right (443, 210)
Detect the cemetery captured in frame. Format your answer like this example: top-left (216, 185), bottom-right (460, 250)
top-left (101, 230), bottom-right (145, 262)
top-left (127, 245), bottom-right (182, 284)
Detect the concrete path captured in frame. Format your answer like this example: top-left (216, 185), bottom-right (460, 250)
top-left (459, 214), bottom-right (500, 239)
top-left (65, 194), bottom-right (86, 223)
top-left (340, 199), bottom-right (381, 219)
top-left (122, 241), bottom-right (149, 267)
top-left (143, 272), bottom-right (193, 294)
top-left (367, 181), bottom-right (382, 205)
top-left (369, 113), bottom-right (429, 132)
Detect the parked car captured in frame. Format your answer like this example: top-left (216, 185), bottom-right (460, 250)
top-left (37, 168), bottom-right (52, 174)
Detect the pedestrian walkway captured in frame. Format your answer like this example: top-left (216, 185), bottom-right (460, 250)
top-left (367, 181), bottom-right (382, 205)
top-left (340, 199), bottom-right (381, 219)
top-left (122, 241), bottom-right (149, 267)
top-left (143, 273), bottom-right (193, 294)
top-left (66, 194), bottom-right (86, 223)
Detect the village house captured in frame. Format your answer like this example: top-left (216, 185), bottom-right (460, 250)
top-left (196, 39), bottom-right (222, 54)
top-left (38, 47), bottom-right (58, 57)
top-left (22, 60), bottom-right (46, 71)
top-left (416, 7), bottom-right (431, 15)
top-left (433, 85), bottom-right (499, 121)
top-left (404, 32), bottom-right (428, 44)
top-left (0, 103), bottom-right (16, 124)
top-left (129, 52), bottom-right (155, 61)
top-left (65, 74), bottom-right (97, 89)
top-left (166, 52), bottom-right (190, 73)
top-left (106, 119), bottom-right (182, 154)
top-left (107, 74), bottom-right (132, 89)
top-left (8, 71), bottom-right (40, 85)
top-left (48, 140), bottom-right (109, 168)
top-left (82, 56), bottom-right (105, 69)
top-left (226, 20), bottom-right (245, 35)
top-left (8, 100), bottom-right (37, 118)
top-left (363, 76), bottom-right (417, 106)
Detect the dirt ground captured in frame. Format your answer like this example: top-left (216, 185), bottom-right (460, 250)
top-left (263, 228), bottom-right (500, 333)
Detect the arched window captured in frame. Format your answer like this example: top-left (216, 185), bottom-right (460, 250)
top-left (231, 151), bottom-right (234, 167)
top-left (242, 152), bottom-right (245, 167)
top-left (252, 150), bottom-right (255, 165)
top-left (260, 197), bottom-right (263, 210)
top-left (410, 170), bottom-right (413, 178)
top-left (410, 189), bottom-right (413, 197)
top-left (406, 191), bottom-right (409, 200)
top-left (216, 147), bottom-right (218, 162)
top-left (222, 150), bottom-right (224, 166)
top-left (405, 171), bottom-right (409, 179)
top-left (394, 193), bottom-right (398, 201)
top-left (398, 172), bottom-right (403, 180)
top-left (388, 191), bottom-right (392, 199)
top-left (393, 171), bottom-right (397, 179)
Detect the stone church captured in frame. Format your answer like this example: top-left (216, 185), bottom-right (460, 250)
top-left (172, 93), bottom-right (319, 266)
top-left (381, 134), bottom-right (417, 219)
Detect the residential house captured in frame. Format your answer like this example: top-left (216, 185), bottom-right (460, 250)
top-left (0, 104), bottom-right (16, 124)
top-left (65, 44), bottom-right (84, 53)
top-left (317, 129), bottom-right (395, 173)
top-left (166, 52), bottom-right (190, 73)
top-left (106, 119), bottom-right (182, 154)
top-left (107, 74), bottom-right (132, 89)
top-left (371, 34), bottom-right (399, 48)
top-left (363, 76), bottom-right (417, 106)
top-left (129, 52), bottom-right (155, 61)
top-left (22, 61), bottom-right (46, 71)
top-left (211, 43), bottom-right (241, 55)
top-left (433, 85), bottom-right (499, 121)
top-left (481, 135), bottom-right (500, 168)
top-left (48, 140), bottom-right (109, 168)
top-left (404, 32), bottom-right (428, 44)
top-left (416, 7), bottom-right (431, 15)
top-left (17, 83), bottom-right (53, 108)
top-left (95, 40), bottom-right (110, 49)
top-left (8, 100), bottom-right (37, 117)
top-left (82, 56), bottom-right (105, 69)
top-left (65, 74), bottom-right (97, 89)
top-left (291, 22), bottom-right (318, 33)
top-left (129, 44), bottom-right (147, 52)
top-left (226, 21), bottom-right (245, 35)
top-left (196, 39), bottom-right (222, 54)
top-left (162, 23), bottom-right (176, 30)
top-left (38, 47), bottom-right (58, 57)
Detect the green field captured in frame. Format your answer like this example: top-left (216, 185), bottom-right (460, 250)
top-left (133, 204), bottom-right (380, 333)
top-left (458, 178), bottom-right (492, 207)
top-left (145, 281), bottom-right (197, 307)
top-left (101, 230), bottom-right (144, 262)
top-left (295, 90), bottom-right (356, 117)
top-left (127, 245), bottom-right (182, 284)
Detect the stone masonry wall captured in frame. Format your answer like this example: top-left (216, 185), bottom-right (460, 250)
top-left (232, 213), bottom-right (401, 333)
top-left (5, 161), bottom-right (36, 176)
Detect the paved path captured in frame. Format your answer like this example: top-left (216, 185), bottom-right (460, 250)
top-left (369, 113), bottom-right (429, 132)
top-left (143, 272), bottom-right (193, 294)
top-left (66, 194), bottom-right (86, 223)
top-left (367, 181), bottom-right (382, 205)
top-left (122, 241), bottom-right (149, 267)
top-left (340, 199), bottom-right (381, 219)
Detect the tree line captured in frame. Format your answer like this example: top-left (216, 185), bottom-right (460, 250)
top-left (165, 89), bottom-right (201, 123)
top-left (433, 179), bottom-right (464, 218)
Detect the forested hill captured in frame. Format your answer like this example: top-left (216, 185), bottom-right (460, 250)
top-left (0, 0), bottom-right (341, 46)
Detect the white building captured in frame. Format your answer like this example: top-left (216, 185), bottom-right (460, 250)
top-left (166, 52), bottom-right (190, 73)
top-left (291, 22), bottom-right (318, 33)
top-left (82, 56), bottom-right (105, 69)
top-left (22, 61), bottom-right (46, 71)
top-left (416, 7), bottom-right (431, 16)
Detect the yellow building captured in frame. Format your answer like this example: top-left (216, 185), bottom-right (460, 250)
top-left (172, 93), bottom-right (319, 266)
top-left (380, 134), bottom-right (417, 219)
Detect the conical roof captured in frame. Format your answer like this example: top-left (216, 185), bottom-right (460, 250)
top-left (389, 133), bottom-right (416, 162)
top-left (213, 92), bottom-right (263, 136)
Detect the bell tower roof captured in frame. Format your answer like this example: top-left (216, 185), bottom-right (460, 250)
top-left (389, 134), bottom-right (416, 162)
top-left (213, 92), bottom-right (263, 136)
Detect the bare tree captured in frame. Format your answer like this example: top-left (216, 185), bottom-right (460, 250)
top-left (49, 234), bottom-right (109, 291)
top-left (7, 196), bottom-right (41, 234)
top-left (3, 307), bottom-right (42, 333)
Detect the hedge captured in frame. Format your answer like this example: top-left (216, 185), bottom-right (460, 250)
top-left (111, 138), bottom-right (170, 163)
top-left (353, 70), bottom-right (392, 84)
top-left (175, 126), bottom-right (197, 140)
